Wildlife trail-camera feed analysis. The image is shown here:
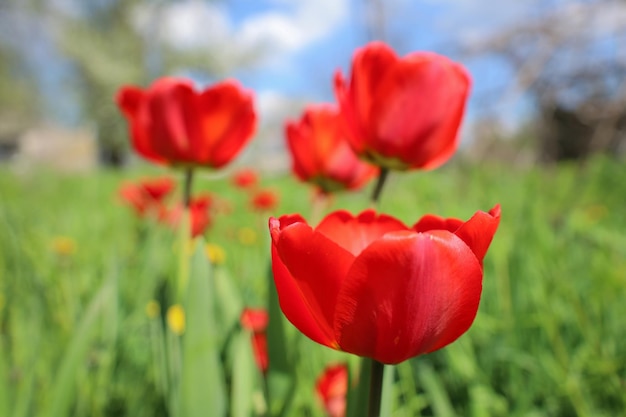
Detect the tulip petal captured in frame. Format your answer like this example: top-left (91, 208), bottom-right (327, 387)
top-left (148, 79), bottom-right (197, 162)
top-left (315, 210), bottom-right (408, 256)
top-left (285, 104), bottom-right (378, 193)
top-left (116, 86), bottom-right (166, 164)
top-left (197, 80), bottom-right (256, 168)
top-left (285, 119), bottom-right (319, 181)
top-left (413, 214), bottom-right (464, 233)
top-left (335, 43), bottom-right (397, 154)
top-left (270, 217), bottom-right (355, 349)
top-left (370, 53), bottom-right (471, 169)
top-left (334, 230), bottom-right (483, 364)
top-left (350, 42), bottom-right (398, 137)
top-left (453, 204), bottom-right (501, 262)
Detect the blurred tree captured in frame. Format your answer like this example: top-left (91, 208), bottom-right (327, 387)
top-left (52, 0), bottom-right (253, 166)
top-left (0, 0), bottom-right (43, 153)
top-left (461, 0), bottom-right (626, 162)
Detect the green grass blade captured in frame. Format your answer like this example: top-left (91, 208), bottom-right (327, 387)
top-left (415, 361), bottom-right (456, 417)
top-left (44, 276), bottom-right (115, 417)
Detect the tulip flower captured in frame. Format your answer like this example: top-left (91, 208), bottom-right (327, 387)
top-left (315, 364), bottom-right (348, 417)
top-left (116, 77), bottom-right (257, 169)
top-left (251, 189), bottom-right (279, 212)
top-left (232, 168), bottom-right (259, 189)
top-left (119, 177), bottom-right (175, 217)
top-left (240, 308), bottom-right (269, 373)
top-left (334, 41), bottom-right (471, 171)
top-left (285, 104), bottom-right (378, 194)
top-left (166, 194), bottom-right (213, 237)
top-left (269, 205), bottom-right (500, 364)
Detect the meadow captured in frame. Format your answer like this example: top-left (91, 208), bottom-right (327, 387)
top-left (1, 155), bottom-right (625, 417)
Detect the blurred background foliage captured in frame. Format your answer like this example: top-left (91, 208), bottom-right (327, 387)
top-left (0, 0), bottom-right (625, 168)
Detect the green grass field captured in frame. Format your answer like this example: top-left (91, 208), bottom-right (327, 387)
top-left (1, 156), bottom-right (625, 417)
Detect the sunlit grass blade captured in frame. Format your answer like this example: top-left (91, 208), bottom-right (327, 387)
top-left (379, 364), bottom-right (395, 417)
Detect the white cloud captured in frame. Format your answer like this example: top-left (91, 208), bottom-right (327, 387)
top-left (160, 1), bottom-right (232, 50)
top-left (148, 0), bottom-right (349, 66)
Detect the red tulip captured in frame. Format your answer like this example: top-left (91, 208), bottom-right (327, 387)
top-left (166, 194), bottom-right (213, 237)
top-left (116, 77), bottom-right (257, 168)
top-left (251, 189), bottom-right (279, 212)
top-left (285, 104), bottom-right (378, 194)
top-left (119, 177), bottom-right (175, 217)
top-left (315, 364), bottom-right (348, 417)
top-left (232, 168), bottom-right (259, 189)
top-left (334, 41), bottom-right (471, 171)
top-left (240, 308), bottom-right (269, 373)
top-left (269, 205), bottom-right (500, 364)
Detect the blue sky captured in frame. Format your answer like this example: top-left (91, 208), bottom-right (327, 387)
top-left (144, 0), bottom-right (542, 137)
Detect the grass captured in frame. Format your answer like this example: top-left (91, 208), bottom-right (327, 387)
top-left (0, 155), bottom-right (625, 416)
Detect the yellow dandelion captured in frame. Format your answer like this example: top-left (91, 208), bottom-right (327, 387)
top-left (585, 204), bottom-right (608, 223)
top-left (145, 300), bottom-right (160, 319)
top-left (51, 236), bottom-right (77, 256)
top-left (238, 227), bottom-right (257, 246)
top-left (166, 304), bottom-right (185, 335)
top-left (205, 243), bottom-right (226, 265)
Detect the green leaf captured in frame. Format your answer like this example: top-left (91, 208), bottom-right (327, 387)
top-left (266, 262), bottom-right (290, 374)
top-left (231, 329), bottom-right (256, 417)
top-left (213, 266), bottom-right (243, 340)
top-left (265, 262), bottom-right (297, 416)
top-left (179, 239), bottom-right (226, 417)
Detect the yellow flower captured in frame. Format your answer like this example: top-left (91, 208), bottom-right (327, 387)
top-left (585, 204), bottom-right (608, 223)
top-left (238, 227), bottom-right (257, 246)
top-left (145, 300), bottom-right (160, 319)
top-left (205, 243), bottom-right (226, 265)
top-left (51, 236), bottom-right (77, 256)
top-left (166, 304), bottom-right (185, 335)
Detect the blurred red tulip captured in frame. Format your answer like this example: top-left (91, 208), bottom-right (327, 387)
top-left (166, 194), bottom-right (213, 237)
top-left (285, 104), bottom-right (378, 194)
top-left (232, 168), bottom-right (259, 189)
top-left (315, 364), bottom-right (348, 417)
top-left (269, 205), bottom-right (500, 364)
top-left (116, 77), bottom-right (257, 168)
top-left (119, 177), bottom-right (175, 217)
top-left (251, 189), bottom-right (279, 212)
top-left (334, 41), bottom-right (471, 171)
top-left (241, 308), bottom-right (269, 373)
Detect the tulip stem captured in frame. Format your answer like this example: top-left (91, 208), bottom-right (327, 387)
top-left (367, 359), bottom-right (385, 417)
top-left (370, 167), bottom-right (389, 206)
top-left (183, 167), bottom-right (194, 208)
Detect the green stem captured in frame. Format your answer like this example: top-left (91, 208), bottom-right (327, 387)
top-left (370, 168), bottom-right (390, 206)
top-left (367, 359), bottom-right (385, 417)
top-left (183, 167), bottom-right (194, 208)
